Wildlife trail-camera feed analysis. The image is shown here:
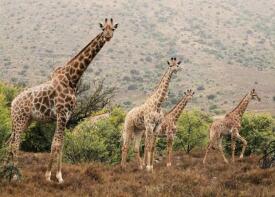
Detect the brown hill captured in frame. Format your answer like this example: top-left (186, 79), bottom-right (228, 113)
top-left (0, 0), bottom-right (275, 115)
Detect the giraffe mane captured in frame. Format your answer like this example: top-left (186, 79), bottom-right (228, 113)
top-left (66, 32), bottom-right (103, 65)
top-left (227, 93), bottom-right (249, 115)
top-left (150, 68), bottom-right (169, 96)
top-left (167, 95), bottom-right (187, 114)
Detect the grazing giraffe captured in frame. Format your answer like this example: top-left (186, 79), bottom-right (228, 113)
top-left (121, 57), bottom-right (182, 172)
top-left (5, 18), bottom-right (118, 183)
top-left (157, 89), bottom-right (194, 167)
top-left (203, 89), bottom-right (261, 164)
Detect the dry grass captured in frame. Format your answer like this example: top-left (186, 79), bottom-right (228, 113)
top-left (0, 151), bottom-right (274, 197)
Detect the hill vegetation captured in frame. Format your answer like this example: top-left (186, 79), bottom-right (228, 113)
top-left (0, 0), bottom-right (275, 114)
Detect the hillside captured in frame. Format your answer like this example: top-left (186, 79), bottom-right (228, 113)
top-left (0, 151), bottom-right (274, 196)
top-left (0, 0), bottom-right (275, 114)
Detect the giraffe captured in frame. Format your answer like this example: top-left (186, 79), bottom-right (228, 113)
top-left (157, 89), bottom-right (194, 167)
top-left (4, 18), bottom-right (118, 183)
top-left (203, 89), bottom-right (261, 164)
top-left (121, 57), bottom-right (182, 172)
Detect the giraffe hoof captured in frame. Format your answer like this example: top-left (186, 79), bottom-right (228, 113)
top-left (146, 165), bottom-right (153, 172)
top-left (45, 171), bottom-right (52, 182)
top-left (166, 162), bottom-right (172, 167)
top-left (57, 179), bottom-right (64, 184)
top-left (12, 174), bottom-right (19, 181)
top-left (56, 172), bottom-right (64, 184)
top-left (138, 165), bottom-right (144, 170)
top-left (120, 164), bottom-right (126, 169)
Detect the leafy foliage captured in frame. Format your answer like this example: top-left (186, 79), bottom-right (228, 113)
top-left (21, 122), bottom-right (55, 152)
top-left (63, 107), bottom-right (125, 164)
top-left (68, 79), bottom-right (116, 128)
top-left (173, 109), bottom-right (212, 154)
top-left (0, 83), bottom-right (19, 148)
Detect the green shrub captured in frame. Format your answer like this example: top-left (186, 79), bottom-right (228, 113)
top-left (21, 122), bottom-right (55, 152)
top-left (0, 83), bottom-right (19, 148)
top-left (63, 107), bottom-right (125, 164)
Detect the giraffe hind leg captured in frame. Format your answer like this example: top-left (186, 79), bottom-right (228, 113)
top-left (4, 115), bottom-right (31, 181)
top-left (218, 137), bottom-right (228, 164)
top-left (133, 131), bottom-right (144, 170)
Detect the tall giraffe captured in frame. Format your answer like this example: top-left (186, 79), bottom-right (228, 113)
top-left (121, 57), bottom-right (181, 172)
top-left (203, 89), bottom-right (261, 164)
top-left (5, 18), bottom-right (118, 183)
top-left (157, 89), bottom-right (194, 167)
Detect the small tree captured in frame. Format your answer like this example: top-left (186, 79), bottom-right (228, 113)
top-left (173, 109), bottom-right (212, 154)
top-left (68, 79), bottom-right (116, 128)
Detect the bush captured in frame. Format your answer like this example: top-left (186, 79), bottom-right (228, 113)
top-left (128, 84), bottom-right (138, 90)
top-left (63, 107), bottom-right (125, 164)
top-left (21, 122), bottom-right (55, 152)
top-left (224, 113), bottom-right (275, 156)
top-left (0, 95), bottom-right (11, 148)
top-left (173, 109), bottom-right (212, 154)
top-left (207, 94), bottom-right (216, 100)
top-left (0, 83), bottom-right (19, 148)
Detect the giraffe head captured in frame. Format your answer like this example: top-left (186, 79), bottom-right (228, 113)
top-left (167, 57), bottom-right (181, 73)
top-left (99, 18), bottom-right (118, 41)
top-left (184, 89), bottom-right (195, 101)
top-left (250, 89), bottom-right (261, 101)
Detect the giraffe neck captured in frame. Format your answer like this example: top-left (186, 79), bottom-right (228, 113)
top-left (148, 68), bottom-right (174, 108)
top-left (229, 94), bottom-right (251, 118)
top-left (168, 96), bottom-right (190, 122)
top-left (64, 32), bottom-right (106, 88)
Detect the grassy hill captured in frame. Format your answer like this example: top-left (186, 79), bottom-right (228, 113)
top-left (0, 0), bottom-right (275, 115)
top-left (0, 151), bottom-right (274, 196)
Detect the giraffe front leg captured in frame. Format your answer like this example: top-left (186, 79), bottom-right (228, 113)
top-left (46, 111), bottom-right (67, 183)
top-left (231, 130), bottom-right (237, 164)
top-left (144, 128), bottom-right (154, 172)
top-left (149, 135), bottom-right (157, 170)
top-left (133, 131), bottom-right (144, 170)
top-left (236, 133), bottom-right (247, 159)
top-left (56, 149), bottom-right (64, 183)
top-left (166, 135), bottom-right (173, 167)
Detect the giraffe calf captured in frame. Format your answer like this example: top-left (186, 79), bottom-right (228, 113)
top-left (203, 89), bottom-right (261, 164)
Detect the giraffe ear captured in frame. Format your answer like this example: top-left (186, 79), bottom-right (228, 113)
top-left (113, 23), bottom-right (118, 29)
top-left (167, 61), bottom-right (170, 65)
top-left (184, 92), bottom-right (187, 95)
top-left (192, 91), bottom-right (195, 95)
top-left (177, 61), bottom-right (181, 65)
